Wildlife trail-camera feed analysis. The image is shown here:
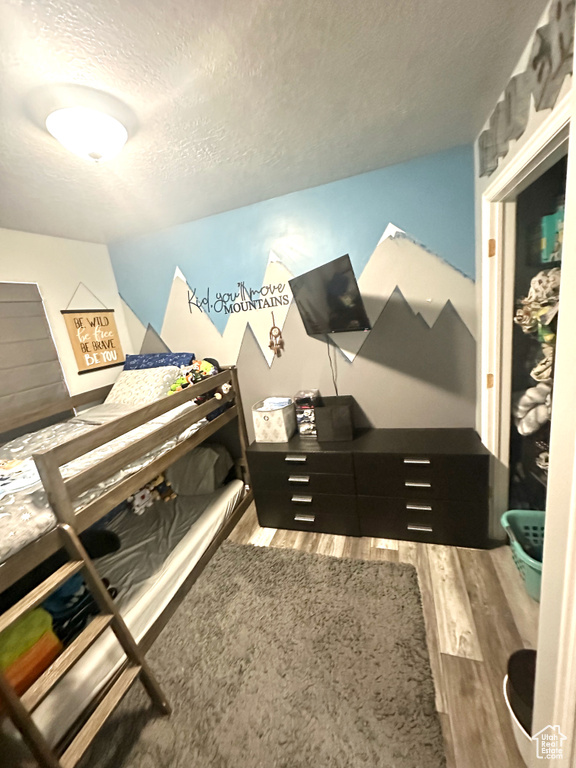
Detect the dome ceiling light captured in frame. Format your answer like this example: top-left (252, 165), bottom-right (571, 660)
top-left (45, 106), bottom-right (129, 162)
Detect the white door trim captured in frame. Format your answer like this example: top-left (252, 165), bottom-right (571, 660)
top-left (485, 93), bottom-right (571, 202)
top-left (479, 87), bottom-right (576, 765)
top-left (480, 94), bottom-right (570, 477)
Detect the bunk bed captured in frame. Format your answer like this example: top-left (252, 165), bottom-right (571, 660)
top-left (0, 366), bottom-right (253, 768)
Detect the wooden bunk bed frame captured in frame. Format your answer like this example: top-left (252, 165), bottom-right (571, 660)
top-left (0, 366), bottom-right (253, 768)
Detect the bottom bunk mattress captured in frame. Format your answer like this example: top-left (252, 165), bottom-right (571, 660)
top-left (27, 478), bottom-right (244, 746)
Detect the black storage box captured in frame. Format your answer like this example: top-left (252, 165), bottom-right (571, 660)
top-left (315, 396), bottom-right (354, 441)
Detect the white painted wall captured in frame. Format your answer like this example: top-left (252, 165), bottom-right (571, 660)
top-left (0, 227), bottom-right (134, 395)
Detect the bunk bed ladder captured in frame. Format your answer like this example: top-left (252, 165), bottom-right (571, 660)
top-left (0, 523), bottom-right (171, 768)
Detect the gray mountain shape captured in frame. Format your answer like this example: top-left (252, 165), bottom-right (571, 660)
top-left (237, 287), bottom-right (476, 439)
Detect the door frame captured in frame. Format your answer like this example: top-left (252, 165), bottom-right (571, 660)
top-left (481, 89), bottom-right (576, 766)
top-left (480, 94), bottom-right (571, 517)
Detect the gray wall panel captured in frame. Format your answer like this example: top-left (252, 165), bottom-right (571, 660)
top-left (237, 291), bottom-right (476, 443)
top-left (0, 283), bottom-right (68, 439)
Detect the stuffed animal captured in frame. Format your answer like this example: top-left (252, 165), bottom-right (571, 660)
top-left (128, 474), bottom-right (176, 514)
top-left (513, 382), bottom-right (552, 436)
top-left (167, 358), bottom-right (232, 419)
top-left (167, 375), bottom-right (190, 395)
top-left (188, 359), bottom-right (234, 420)
top-left (151, 474), bottom-right (176, 502)
top-left (168, 359), bottom-right (218, 395)
top-left (188, 358), bottom-right (218, 384)
top-left (128, 487), bottom-right (155, 515)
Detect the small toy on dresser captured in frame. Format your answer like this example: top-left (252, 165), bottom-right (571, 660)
top-left (293, 389), bottom-right (321, 437)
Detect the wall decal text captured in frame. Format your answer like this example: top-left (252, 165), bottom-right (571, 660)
top-left (61, 309), bottom-right (125, 374)
top-left (188, 281), bottom-right (291, 316)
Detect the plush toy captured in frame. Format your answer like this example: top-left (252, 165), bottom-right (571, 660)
top-left (167, 375), bottom-right (190, 395)
top-left (128, 474), bottom-right (176, 514)
top-left (151, 473), bottom-right (176, 502)
top-left (188, 358), bottom-right (218, 383)
top-left (513, 382), bottom-right (552, 436)
top-left (188, 358), bottom-right (234, 420)
top-left (167, 358), bottom-right (232, 419)
top-left (128, 486), bottom-right (155, 515)
top-left (168, 359), bottom-right (218, 396)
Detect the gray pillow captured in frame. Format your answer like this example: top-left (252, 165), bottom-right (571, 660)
top-left (166, 444), bottom-right (233, 495)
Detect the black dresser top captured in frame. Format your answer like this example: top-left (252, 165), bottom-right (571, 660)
top-left (248, 428), bottom-right (490, 456)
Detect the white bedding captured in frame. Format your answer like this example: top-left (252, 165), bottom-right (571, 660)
top-left (0, 401), bottom-right (208, 564)
top-left (30, 478), bottom-right (244, 746)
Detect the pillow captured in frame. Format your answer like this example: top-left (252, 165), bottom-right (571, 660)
top-left (123, 353), bottom-right (195, 370)
top-left (166, 445), bottom-right (234, 495)
top-left (105, 366), bottom-right (181, 406)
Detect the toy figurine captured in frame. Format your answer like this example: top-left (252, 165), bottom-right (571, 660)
top-left (128, 474), bottom-right (176, 514)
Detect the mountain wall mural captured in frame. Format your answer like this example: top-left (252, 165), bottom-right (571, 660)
top-left (118, 222), bottom-right (476, 432)
top-left (237, 286), bottom-right (476, 441)
top-left (121, 224), bottom-right (476, 373)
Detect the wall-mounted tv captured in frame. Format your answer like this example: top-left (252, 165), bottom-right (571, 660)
top-left (289, 255), bottom-right (371, 336)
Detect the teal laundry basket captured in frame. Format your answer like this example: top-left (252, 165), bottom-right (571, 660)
top-left (501, 510), bottom-right (545, 602)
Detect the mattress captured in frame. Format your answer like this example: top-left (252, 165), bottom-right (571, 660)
top-left (0, 401), bottom-right (208, 564)
top-left (29, 478), bottom-right (244, 746)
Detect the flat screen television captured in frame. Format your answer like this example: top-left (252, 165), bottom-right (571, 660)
top-left (289, 255), bottom-right (371, 335)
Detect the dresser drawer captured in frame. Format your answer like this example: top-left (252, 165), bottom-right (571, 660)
top-left (357, 496), bottom-right (488, 547)
top-left (249, 470), bottom-right (355, 495)
top-left (254, 490), bottom-right (359, 536)
top-left (248, 448), bottom-right (353, 476)
top-left (354, 454), bottom-right (489, 501)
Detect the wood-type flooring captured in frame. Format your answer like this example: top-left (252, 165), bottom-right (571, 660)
top-left (228, 503), bottom-right (539, 768)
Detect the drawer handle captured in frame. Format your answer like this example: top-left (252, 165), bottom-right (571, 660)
top-left (407, 524), bottom-right (433, 532)
top-left (294, 513), bottom-right (315, 523)
top-left (403, 458), bottom-right (431, 465)
top-left (289, 475), bottom-right (310, 484)
top-left (285, 454), bottom-right (307, 463)
top-left (404, 481), bottom-right (431, 488)
top-left (291, 494), bottom-right (313, 504)
top-left (406, 504), bottom-right (432, 511)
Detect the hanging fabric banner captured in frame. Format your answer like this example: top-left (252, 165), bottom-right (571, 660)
top-left (61, 309), bottom-right (125, 374)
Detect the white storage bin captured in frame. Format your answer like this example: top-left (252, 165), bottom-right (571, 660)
top-left (503, 675), bottom-right (532, 767)
top-left (252, 398), bottom-right (296, 443)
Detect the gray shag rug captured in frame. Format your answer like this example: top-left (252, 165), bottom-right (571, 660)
top-left (83, 541), bottom-right (446, 768)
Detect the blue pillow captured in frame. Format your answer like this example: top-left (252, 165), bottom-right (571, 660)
top-left (123, 353), bottom-right (195, 370)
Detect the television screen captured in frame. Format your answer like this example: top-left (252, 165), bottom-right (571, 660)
top-left (289, 255), bottom-right (371, 335)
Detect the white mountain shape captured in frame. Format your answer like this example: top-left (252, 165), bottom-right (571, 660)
top-left (332, 224), bottom-right (476, 362)
top-left (120, 295), bottom-right (147, 352)
top-left (160, 257), bottom-right (293, 367)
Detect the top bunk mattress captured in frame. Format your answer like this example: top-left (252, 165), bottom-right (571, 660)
top-left (0, 401), bottom-right (208, 564)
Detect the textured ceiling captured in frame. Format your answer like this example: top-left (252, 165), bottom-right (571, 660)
top-left (0, 0), bottom-right (548, 244)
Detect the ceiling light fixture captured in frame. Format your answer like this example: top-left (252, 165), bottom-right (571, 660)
top-left (45, 106), bottom-right (128, 162)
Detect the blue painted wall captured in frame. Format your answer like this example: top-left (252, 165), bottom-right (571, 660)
top-left (109, 144), bottom-right (475, 334)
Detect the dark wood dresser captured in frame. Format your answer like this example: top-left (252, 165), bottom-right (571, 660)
top-left (247, 428), bottom-right (491, 548)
